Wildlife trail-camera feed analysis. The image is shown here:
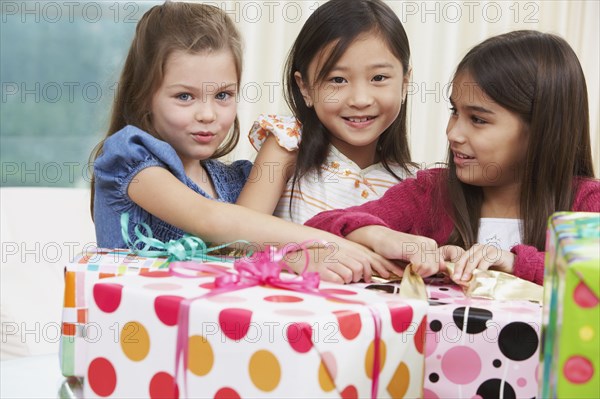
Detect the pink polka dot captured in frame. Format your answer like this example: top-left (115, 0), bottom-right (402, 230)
top-left (200, 282), bottom-right (216, 290)
top-left (219, 308), bottom-right (252, 340)
top-left (149, 372), bottom-right (178, 398)
top-left (207, 295), bottom-right (246, 303)
top-left (340, 385), bottom-right (358, 399)
top-left (140, 271), bottom-right (172, 278)
top-left (264, 295), bottom-right (304, 303)
top-left (213, 387), bottom-right (241, 399)
top-left (441, 346), bottom-right (481, 384)
top-left (414, 317), bottom-right (426, 354)
top-left (320, 288), bottom-right (357, 295)
top-left (87, 357), bottom-right (116, 397)
top-left (287, 322), bottom-right (313, 353)
top-left (143, 283), bottom-right (182, 291)
top-left (154, 296), bottom-right (185, 326)
top-left (517, 377), bottom-right (527, 387)
top-left (333, 310), bottom-right (362, 340)
top-left (389, 304), bottom-right (413, 333)
top-left (423, 388), bottom-right (440, 399)
top-left (425, 331), bottom-right (438, 357)
top-left (93, 283), bottom-right (123, 313)
top-left (573, 282), bottom-right (599, 308)
top-left (274, 309), bottom-right (315, 317)
top-left (564, 355), bottom-right (594, 383)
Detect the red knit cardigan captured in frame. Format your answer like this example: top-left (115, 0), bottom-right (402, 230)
top-left (305, 168), bottom-right (600, 285)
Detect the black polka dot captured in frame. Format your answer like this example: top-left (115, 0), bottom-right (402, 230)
top-left (429, 373), bottom-right (439, 383)
top-left (452, 307), bottom-right (493, 334)
top-left (498, 322), bottom-right (539, 361)
top-left (476, 379), bottom-right (516, 399)
top-left (493, 359), bottom-right (502, 368)
top-left (430, 320), bottom-right (442, 332)
top-left (439, 287), bottom-right (449, 291)
top-left (428, 300), bottom-right (449, 306)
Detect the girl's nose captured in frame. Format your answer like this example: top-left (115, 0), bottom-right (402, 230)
top-left (195, 102), bottom-right (216, 124)
top-left (348, 83), bottom-right (374, 109)
top-left (446, 117), bottom-right (466, 143)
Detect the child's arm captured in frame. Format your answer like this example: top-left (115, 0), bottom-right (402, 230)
top-left (128, 166), bottom-right (403, 283)
top-left (236, 134), bottom-right (296, 214)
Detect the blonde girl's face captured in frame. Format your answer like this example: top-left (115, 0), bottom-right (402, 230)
top-left (446, 73), bottom-right (528, 189)
top-left (295, 31), bottom-right (410, 168)
top-left (151, 49), bottom-right (238, 168)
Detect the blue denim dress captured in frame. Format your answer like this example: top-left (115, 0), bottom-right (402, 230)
top-left (93, 125), bottom-right (252, 248)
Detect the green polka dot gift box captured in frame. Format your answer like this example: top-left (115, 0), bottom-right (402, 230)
top-left (540, 212), bottom-right (599, 398)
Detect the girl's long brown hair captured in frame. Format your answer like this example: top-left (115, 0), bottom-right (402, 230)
top-left (444, 30), bottom-right (595, 250)
top-left (89, 2), bottom-right (243, 216)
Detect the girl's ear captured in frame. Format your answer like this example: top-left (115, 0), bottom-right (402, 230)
top-left (402, 66), bottom-right (412, 104)
top-left (294, 71), bottom-right (313, 108)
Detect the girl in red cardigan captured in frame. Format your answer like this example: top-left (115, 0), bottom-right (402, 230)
top-left (305, 30), bottom-right (600, 285)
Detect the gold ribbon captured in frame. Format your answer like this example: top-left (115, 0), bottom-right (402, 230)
top-left (374, 263), bottom-right (543, 303)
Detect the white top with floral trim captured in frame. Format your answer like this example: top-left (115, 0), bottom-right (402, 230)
top-left (249, 114), bottom-right (414, 223)
top-left (275, 145), bottom-right (413, 223)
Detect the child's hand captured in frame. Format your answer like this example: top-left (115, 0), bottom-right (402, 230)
top-left (283, 241), bottom-right (403, 284)
top-left (347, 226), bottom-right (443, 277)
top-left (438, 245), bottom-right (465, 274)
top-left (451, 243), bottom-right (515, 282)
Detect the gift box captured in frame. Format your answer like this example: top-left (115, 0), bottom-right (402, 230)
top-left (423, 281), bottom-right (541, 399)
top-left (540, 212), bottom-right (599, 398)
top-left (363, 277), bottom-right (543, 398)
top-left (82, 263), bottom-right (429, 398)
top-left (60, 247), bottom-right (171, 377)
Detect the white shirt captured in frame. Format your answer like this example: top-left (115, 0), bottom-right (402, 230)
top-left (477, 218), bottom-right (522, 251)
top-left (274, 145), bottom-right (413, 224)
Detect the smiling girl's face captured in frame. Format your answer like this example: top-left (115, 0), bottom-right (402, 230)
top-left (446, 72), bottom-right (528, 189)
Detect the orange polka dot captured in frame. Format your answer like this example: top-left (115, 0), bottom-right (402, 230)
top-left (120, 321), bottom-right (150, 361)
top-left (364, 339), bottom-right (387, 379)
top-left (318, 359), bottom-right (336, 392)
top-left (386, 361), bottom-right (410, 398)
top-left (188, 335), bottom-right (214, 376)
top-left (249, 350), bottom-right (280, 392)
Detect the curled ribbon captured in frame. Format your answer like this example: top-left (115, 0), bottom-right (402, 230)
top-left (120, 213), bottom-right (245, 265)
top-left (171, 241), bottom-right (383, 399)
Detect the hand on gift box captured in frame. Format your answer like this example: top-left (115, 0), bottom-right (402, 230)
top-left (282, 239), bottom-right (403, 284)
top-left (441, 243), bottom-right (515, 282)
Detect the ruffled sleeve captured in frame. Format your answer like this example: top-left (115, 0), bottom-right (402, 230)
top-left (94, 125), bottom-right (186, 216)
top-left (248, 114), bottom-right (302, 151)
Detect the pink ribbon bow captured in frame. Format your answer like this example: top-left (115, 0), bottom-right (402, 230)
top-left (171, 242), bottom-right (382, 399)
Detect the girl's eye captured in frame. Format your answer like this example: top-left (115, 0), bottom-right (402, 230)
top-left (330, 76), bottom-right (346, 84)
top-left (471, 116), bottom-right (487, 124)
top-left (216, 91), bottom-right (232, 101)
top-left (372, 75), bottom-right (387, 82)
top-left (449, 106), bottom-right (457, 116)
top-left (177, 93), bottom-right (192, 101)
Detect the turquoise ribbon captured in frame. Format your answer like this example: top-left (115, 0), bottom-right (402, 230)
top-left (120, 213), bottom-right (245, 266)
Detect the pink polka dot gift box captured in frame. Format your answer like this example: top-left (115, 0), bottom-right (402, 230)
top-left (361, 274), bottom-right (543, 398)
top-left (82, 256), bottom-right (429, 398)
top-left (60, 247), bottom-right (173, 378)
top-left (539, 212), bottom-right (599, 398)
